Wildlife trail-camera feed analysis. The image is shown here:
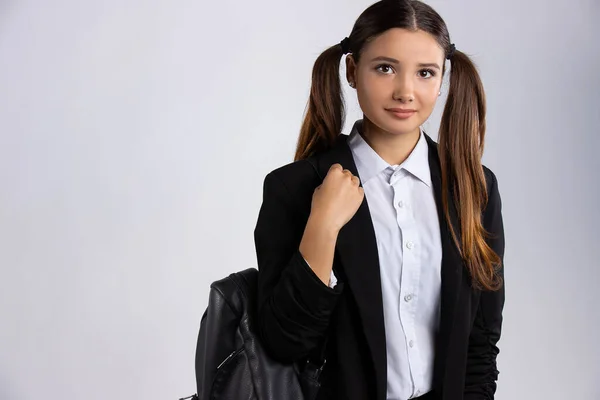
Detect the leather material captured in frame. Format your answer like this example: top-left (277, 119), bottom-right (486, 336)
top-left (195, 268), bottom-right (309, 400)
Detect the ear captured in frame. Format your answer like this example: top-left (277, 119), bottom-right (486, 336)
top-left (345, 55), bottom-right (357, 85)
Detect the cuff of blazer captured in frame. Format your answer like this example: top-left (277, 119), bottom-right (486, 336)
top-left (281, 250), bottom-right (343, 316)
top-left (301, 255), bottom-right (338, 289)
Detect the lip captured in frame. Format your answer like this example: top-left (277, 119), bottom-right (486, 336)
top-left (386, 108), bottom-right (416, 119)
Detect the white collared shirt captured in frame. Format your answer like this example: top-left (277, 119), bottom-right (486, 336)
top-left (330, 120), bottom-right (443, 399)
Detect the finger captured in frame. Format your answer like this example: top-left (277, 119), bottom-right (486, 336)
top-left (351, 175), bottom-right (360, 186)
top-left (329, 163), bottom-right (343, 172)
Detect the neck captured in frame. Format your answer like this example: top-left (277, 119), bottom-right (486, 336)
top-left (360, 117), bottom-right (421, 166)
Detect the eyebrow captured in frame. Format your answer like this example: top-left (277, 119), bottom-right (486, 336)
top-left (370, 56), bottom-right (441, 70)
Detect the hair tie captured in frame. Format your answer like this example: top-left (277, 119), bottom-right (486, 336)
top-left (340, 37), bottom-right (351, 54)
top-left (446, 43), bottom-right (456, 60)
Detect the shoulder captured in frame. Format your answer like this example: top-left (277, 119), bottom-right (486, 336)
top-left (259, 158), bottom-right (321, 218)
top-left (481, 165), bottom-right (504, 236)
top-left (266, 158), bottom-right (319, 195)
top-left (264, 137), bottom-right (345, 198)
top-left (268, 158), bottom-right (317, 185)
top-left (482, 165), bottom-right (501, 201)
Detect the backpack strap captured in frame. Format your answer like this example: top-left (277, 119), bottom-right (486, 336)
top-left (306, 156), bottom-right (323, 181)
top-left (303, 156), bottom-right (332, 379)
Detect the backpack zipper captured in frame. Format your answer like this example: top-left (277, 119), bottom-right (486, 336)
top-left (216, 348), bottom-right (242, 370)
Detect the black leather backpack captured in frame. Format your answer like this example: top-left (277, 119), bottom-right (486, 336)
top-left (183, 268), bottom-right (325, 400)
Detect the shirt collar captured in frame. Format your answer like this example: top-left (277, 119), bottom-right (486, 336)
top-left (347, 119), bottom-right (432, 187)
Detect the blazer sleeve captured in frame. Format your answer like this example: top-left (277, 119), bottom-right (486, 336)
top-left (253, 171), bottom-right (343, 363)
top-left (464, 169), bottom-right (506, 400)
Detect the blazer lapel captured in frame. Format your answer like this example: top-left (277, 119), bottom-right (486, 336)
top-left (424, 133), bottom-right (464, 388)
top-left (314, 134), bottom-right (388, 400)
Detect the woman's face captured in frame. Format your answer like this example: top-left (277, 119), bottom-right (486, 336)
top-left (346, 28), bottom-right (445, 138)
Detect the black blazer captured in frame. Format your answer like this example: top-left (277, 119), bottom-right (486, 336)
top-left (253, 133), bottom-right (505, 400)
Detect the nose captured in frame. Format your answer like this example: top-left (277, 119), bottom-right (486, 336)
top-left (392, 73), bottom-right (414, 103)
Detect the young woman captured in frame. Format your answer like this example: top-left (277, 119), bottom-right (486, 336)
top-left (253, 1), bottom-right (505, 399)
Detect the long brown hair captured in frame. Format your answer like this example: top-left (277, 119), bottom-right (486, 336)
top-left (294, 0), bottom-right (502, 291)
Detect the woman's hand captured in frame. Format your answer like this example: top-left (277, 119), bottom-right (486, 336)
top-left (309, 163), bottom-right (364, 232)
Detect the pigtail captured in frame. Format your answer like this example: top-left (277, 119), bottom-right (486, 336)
top-left (294, 43), bottom-right (347, 161)
top-left (439, 50), bottom-right (502, 291)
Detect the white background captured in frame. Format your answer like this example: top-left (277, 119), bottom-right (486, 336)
top-left (1, 0), bottom-right (599, 399)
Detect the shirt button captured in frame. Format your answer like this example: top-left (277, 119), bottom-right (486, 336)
top-left (397, 200), bottom-right (404, 208)
top-left (409, 340), bottom-right (414, 348)
top-left (404, 294), bottom-right (413, 302)
top-left (416, 390), bottom-right (421, 396)
top-left (406, 241), bottom-right (414, 250)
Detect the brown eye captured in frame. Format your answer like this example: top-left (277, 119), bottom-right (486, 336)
top-left (375, 64), bottom-right (394, 74)
top-left (419, 69), bottom-right (436, 78)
